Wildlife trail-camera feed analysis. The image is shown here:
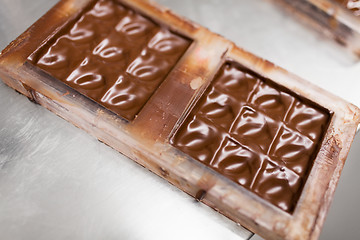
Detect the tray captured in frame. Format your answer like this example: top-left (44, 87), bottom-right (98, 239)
top-left (0, 0), bottom-right (359, 239)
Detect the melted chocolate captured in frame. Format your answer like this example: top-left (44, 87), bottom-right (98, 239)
top-left (334, 0), bottom-right (360, 16)
top-left (172, 61), bottom-right (330, 213)
top-left (29, 0), bottom-right (191, 120)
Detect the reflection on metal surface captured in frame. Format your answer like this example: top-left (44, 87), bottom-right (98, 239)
top-left (156, 0), bottom-right (360, 110)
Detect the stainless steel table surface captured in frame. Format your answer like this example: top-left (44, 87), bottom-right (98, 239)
top-left (0, 0), bottom-right (359, 240)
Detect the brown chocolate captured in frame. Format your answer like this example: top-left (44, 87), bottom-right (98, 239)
top-left (29, 0), bottom-right (191, 121)
top-left (171, 61), bottom-right (330, 213)
top-left (334, 0), bottom-right (360, 16)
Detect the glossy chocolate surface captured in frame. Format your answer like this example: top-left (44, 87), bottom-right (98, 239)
top-left (172, 61), bottom-right (330, 213)
top-left (334, 0), bottom-right (360, 16)
top-left (29, 0), bottom-right (191, 120)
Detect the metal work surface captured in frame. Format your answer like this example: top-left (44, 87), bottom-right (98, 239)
top-left (0, 0), bottom-right (359, 239)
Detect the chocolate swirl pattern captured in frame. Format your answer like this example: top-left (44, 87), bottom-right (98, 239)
top-left (172, 61), bottom-right (330, 212)
top-left (30, 0), bottom-right (191, 120)
top-left (198, 87), bottom-right (241, 131)
top-left (172, 117), bottom-right (224, 165)
top-left (211, 138), bottom-right (262, 188)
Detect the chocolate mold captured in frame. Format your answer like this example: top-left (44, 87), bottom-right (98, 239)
top-left (272, 0), bottom-right (360, 56)
top-left (171, 61), bottom-right (331, 213)
top-left (0, 0), bottom-right (359, 239)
